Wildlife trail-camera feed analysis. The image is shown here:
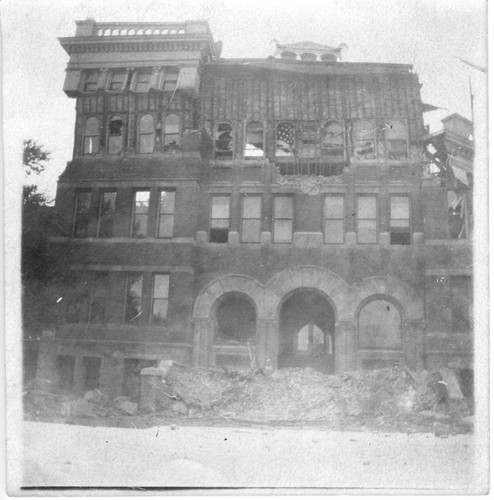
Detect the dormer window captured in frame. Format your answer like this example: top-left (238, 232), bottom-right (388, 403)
top-left (83, 71), bottom-right (99, 92)
top-left (281, 51), bottom-right (297, 60)
top-left (321, 54), bottom-right (337, 62)
top-left (109, 71), bottom-right (127, 91)
top-left (135, 70), bottom-right (151, 93)
top-left (301, 53), bottom-right (317, 61)
top-left (215, 123), bottom-right (233, 160)
top-left (244, 121), bottom-right (264, 158)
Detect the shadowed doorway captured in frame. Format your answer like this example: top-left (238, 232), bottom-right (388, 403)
top-left (278, 288), bottom-right (335, 374)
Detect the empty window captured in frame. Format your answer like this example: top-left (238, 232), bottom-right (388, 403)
top-left (359, 299), bottom-right (401, 349)
top-left (241, 196), bottom-right (261, 243)
top-left (301, 53), bottom-right (317, 61)
top-left (151, 274), bottom-right (169, 325)
top-left (163, 69), bottom-right (179, 91)
top-left (125, 273), bottom-right (143, 323)
top-left (109, 71), bottom-right (127, 91)
top-left (83, 71), bottom-right (99, 92)
top-left (385, 120), bottom-right (408, 159)
top-left (57, 356), bottom-right (75, 391)
top-left (215, 294), bottom-right (256, 342)
top-left (65, 273), bottom-right (91, 323)
top-left (89, 272), bottom-right (110, 324)
top-left (448, 190), bottom-right (466, 239)
top-left (132, 190), bottom-right (150, 238)
top-left (357, 196), bottom-right (377, 243)
top-left (324, 196), bottom-right (345, 243)
top-left (273, 196), bottom-right (293, 243)
top-left (83, 117), bottom-right (100, 154)
top-left (108, 116), bottom-right (123, 154)
top-left (157, 190), bottom-right (175, 238)
top-left (390, 196), bottom-right (410, 245)
top-left (450, 276), bottom-right (472, 333)
top-left (244, 121), bottom-right (264, 158)
top-left (163, 114), bottom-right (180, 149)
top-left (73, 190), bottom-right (92, 238)
top-left (82, 357), bottom-right (101, 391)
top-left (138, 114), bottom-right (154, 154)
top-left (135, 70), bottom-right (151, 92)
top-left (210, 196), bottom-right (230, 243)
top-left (97, 190), bottom-right (116, 238)
top-left (215, 123), bottom-right (233, 160)
top-left (276, 122), bottom-right (295, 157)
top-left (353, 120), bottom-right (376, 159)
top-left (321, 53), bottom-right (337, 62)
top-left (299, 125), bottom-right (318, 158)
top-left (322, 121), bottom-right (345, 158)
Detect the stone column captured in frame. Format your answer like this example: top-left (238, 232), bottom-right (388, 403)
top-left (99, 357), bottom-right (125, 398)
top-left (255, 319), bottom-right (272, 368)
top-left (262, 319), bottom-right (278, 369)
top-left (35, 333), bottom-right (59, 391)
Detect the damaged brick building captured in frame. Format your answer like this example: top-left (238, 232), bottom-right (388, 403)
top-left (33, 19), bottom-right (473, 398)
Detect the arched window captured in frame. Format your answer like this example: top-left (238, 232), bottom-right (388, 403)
top-left (301, 53), bottom-right (317, 61)
top-left (322, 120), bottom-right (345, 158)
top-left (321, 53), bottom-right (337, 62)
top-left (244, 121), bottom-right (264, 158)
top-left (83, 117), bottom-right (99, 154)
top-left (276, 122), bottom-right (295, 157)
top-left (215, 122), bottom-right (233, 160)
top-left (108, 116), bottom-right (123, 154)
top-left (215, 293), bottom-right (256, 342)
top-left (385, 120), bottom-right (408, 159)
top-left (358, 299), bottom-right (401, 349)
top-left (299, 124), bottom-right (318, 158)
top-left (353, 119), bottom-right (376, 159)
top-left (138, 114), bottom-right (154, 154)
top-left (281, 51), bottom-right (296, 60)
top-left (163, 114), bottom-right (180, 150)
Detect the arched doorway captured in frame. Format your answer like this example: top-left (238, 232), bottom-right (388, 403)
top-left (215, 292), bottom-right (256, 343)
top-left (278, 288), bottom-right (335, 374)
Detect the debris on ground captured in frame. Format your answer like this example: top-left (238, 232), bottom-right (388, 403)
top-left (23, 365), bottom-right (473, 434)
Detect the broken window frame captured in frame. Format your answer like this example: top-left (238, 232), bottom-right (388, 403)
top-left (357, 195), bottom-right (378, 244)
top-left (73, 189), bottom-right (92, 238)
top-left (447, 190), bottom-right (467, 239)
top-left (88, 272), bottom-right (110, 324)
top-left (275, 122), bottom-right (296, 158)
top-left (215, 122), bottom-right (234, 160)
top-left (108, 115), bottom-right (124, 154)
top-left (138, 114), bottom-right (155, 154)
top-left (298, 123), bottom-right (319, 159)
top-left (273, 195), bottom-right (294, 243)
top-left (384, 120), bottom-right (408, 159)
top-left (64, 272), bottom-right (91, 323)
top-left (324, 195), bottom-right (345, 244)
top-left (124, 272), bottom-right (144, 324)
top-left (157, 189), bottom-right (175, 238)
top-left (83, 116), bottom-right (100, 155)
top-left (209, 195), bottom-right (230, 243)
top-left (352, 119), bottom-right (377, 159)
top-left (151, 274), bottom-right (169, 325)
top-left (132, 190), bottom-right (150, 238)
top-left (389, 195), bottom-right (411, 245)
top-left (96, 190), bottom-right (117, 238)
top-left (108, 70), bottom-right (127, 91)
top-left (241, 195), bottom-right (262, 243)
top-left (135, 69), bottom-right (152, 93)
top-left (321, 120), bottom-right (345, 160)
top-left (82, 71), bottom-right (99, 93)
top-left (163, 113), bottom-right (180, 150)
top-left (243, 121), bottom-right (265, 159)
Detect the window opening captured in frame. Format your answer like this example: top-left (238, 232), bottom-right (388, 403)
top-left (108, 116), bottom-right (123, 154)
top-left (151, 274), bottom-right (169, 325)
top-left (82, 357), bottom-right (101, 391)
top-left (65, 273), bottom-right (91, 323)
top-left (296, 324), bottom-right (327, 354)
top-left (135, 70), bottom-right (151, 93)
top-left (301, 53), bottom-right (317, 61)
top-left (73, 190), bottom-right (92, 238)
top-left (83, 71), bottom-right (99, 92)
top-left (89, 272), bottom-right (110, 324)
top-left (276, 122), bottom-right (295, 157)
top-left (448, 190), bottom-right (466, 239)
top-left (324, 196), bottom-right (344, 243)
top-left (384, 120), bottom-right (408, 159)
top-left (157, 190), bottom-right (175, 238)
top-left (163, 114), bottom-right (180, 150)
top-left (299, 125), bottom-right (318, 158)
top-left (281, 52), bottom-right (296, 60)
top-left (109, 71), bottom-right (127, 91)
top-left (357, 196), bottom-right (377, 243)
top-left (273, 196), bottom-right (293, 243)
top-left (353, 120), bottom-right (376, 159)
top-left (215, 294), bottom-right (256, 342)
top-left (390, 196), bottom-right (410, 245)
top-left (138, 114), bottom-right (154, 154)
top-left (359, 299), bottom-right (401, 349)
top-left (132, 190), bottom-right (150, 238)
top-left (322, 121), bottom-right (345, 158)
top-left (83, 117), bottom-right (100, 154)
top-left (210, 196), bottom-right (230, 243)
top-left (125, 273), bottom-right (143, 323)
top-left (163, 69), bottom-right (179, 91)
top-left (215, 123), bottom-right (233, 160)
top-left (97, 190), bottom-right (116, 238)
top-left (241, 196), bottom-right (261, 243)
top-left (244, 121), bottom-right (264, 158)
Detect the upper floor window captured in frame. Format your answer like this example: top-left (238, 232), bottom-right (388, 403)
top-left (89, 272), bottom-right (110, 324)
top-left (273, 196), bottom-right (294, 243)
top-left (215, 123), bottom-right (233, 160)
top-left (73, 190), bottom-right (92, 238)
top-left (322, 121), bottom-right (345, 159)
top-left (210, 196), bottom-right (230, 243)
top-left (151, 274), bottom-right (169, 325)
top-left (125, 273), bottom-right (143, 324)
top-left (448, 190), bottom-right (467, 239)
top-left (301, 53), bottom-right (317, 61)
top-left (353, 120), bottom-right (376, 159)
top-left (241, 195), bottom-right (262, 243)
top-left (324, 195), bottom-right (345, 244)
top-left (135, 70), bottom-right (151, 93)
top-left (109, 70), bottom-right (127, 91)
top-left (299, 125), bottom-right (318, 158)
top-left (385, 120), bottom-right (408, 159)
top-left (132, 190), bottom-right (150, 238)
top-left (138, 114), bottom-right (154, 154)
top-left (108, 116), bottom-right (123, 154)
top-left (157, 190), bottom-right (175, 238)
top-left (276, 122), bottom-right (295, 157)
top-left (357, 195), bottom-right (377, 244)
top-left (83, 117), bottom-right (100, 155)
top-left (65, 273), bottom-right (91, 323)
top-left (163, 114), bottom-right (180, 150)
top-left (83, 71), bottom-right (99, 92)
top-left (244, 121), bottom-right (264, 158)
top-left (163, 68), bottom-right (179, 91)
top-left (390, 195), bottom-right (410, 245)
top-left (97, 190), bottom-right (117, 238)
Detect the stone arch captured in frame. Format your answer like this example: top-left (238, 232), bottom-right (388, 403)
top-left (266, 266), bottom-right (350, 321)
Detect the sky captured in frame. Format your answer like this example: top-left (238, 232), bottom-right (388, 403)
top-left (2, 0), bottom-right (487, 200)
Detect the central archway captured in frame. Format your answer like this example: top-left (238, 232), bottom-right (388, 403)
top-left (278, 288), bottom-right (335, 374)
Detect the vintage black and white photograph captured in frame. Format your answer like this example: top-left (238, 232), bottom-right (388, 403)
top-left (4, 0), bottom-right (488, 494)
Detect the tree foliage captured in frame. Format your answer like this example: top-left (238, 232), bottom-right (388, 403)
top-left (23, 139), bottom-right (50, 176)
